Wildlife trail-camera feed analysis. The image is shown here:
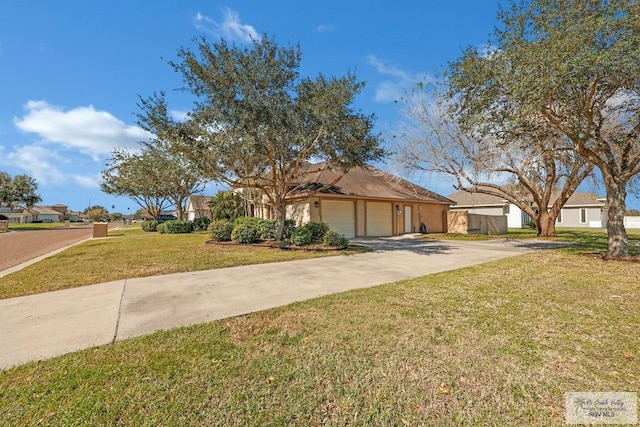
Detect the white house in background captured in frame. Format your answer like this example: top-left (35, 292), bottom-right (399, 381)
top-left (186, 195), bottom-right (213, 221)
top-left (31, 206), bottom-right (65, 222)
top-left (447, 190), bottom-right (607, 229)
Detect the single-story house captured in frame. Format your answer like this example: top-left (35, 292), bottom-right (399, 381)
top-left (447, 190), bottom-right (607, 228)
top-left (0, 207), bottom-right (35, 224)
top-left (186, 195), bottom-right (213, 221)
top-left (31, 206), bottom-right (64, 222)
top-left (258, 163), bottom-right (454, 238)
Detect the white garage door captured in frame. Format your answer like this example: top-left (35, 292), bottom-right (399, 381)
top-left (367, 202), bottom-right (393, 236)
top-left (321, 200), bottom-right (355, 238)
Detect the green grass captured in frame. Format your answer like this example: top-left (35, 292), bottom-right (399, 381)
top-left (0, 227), bottom-right (368, 300)
top-left (1, 248), bottom-right (637, 425)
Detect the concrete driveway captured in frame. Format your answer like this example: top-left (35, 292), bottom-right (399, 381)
top-left (0, 236), bottom-right (565, 369)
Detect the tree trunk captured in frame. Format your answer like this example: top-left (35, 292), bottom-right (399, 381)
top-left (537, 210), bottom-right (558, 237)
top-left (274, 202), bottom-right (287, 241)
top-left (605, 181), bottom-right (629, 258)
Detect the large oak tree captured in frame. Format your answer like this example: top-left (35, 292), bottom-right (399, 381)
top-left (394, 83), bottom-right (593, 237)
top-left (168, 35), bottom-right (385, 239)
top-left (449, 0), bottom-right (640, 257)
top-left (0, 171), bottom-right (41, 208)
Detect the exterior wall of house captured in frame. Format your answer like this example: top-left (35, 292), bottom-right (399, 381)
top-left (506, 205), bottom-right (524, 228)
top-left (287, 196), bottom-right (450, 237)
top-left (286, 201), bottom-right (311, 226)
top-left (451, 205), bottom-right (505, 216)
top-left (556, 206), bottom-right (604, 228)
top-left (624, 216), bottom-right (640, 229)
top-left (418, 203), bottom-right (449, 233)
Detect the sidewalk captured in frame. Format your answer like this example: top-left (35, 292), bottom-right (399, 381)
top-left (0, 237), bottom-right (562, 369)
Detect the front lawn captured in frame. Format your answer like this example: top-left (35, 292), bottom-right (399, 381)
top-left (0, 226), bottom-right (367, 299)
top-left (0, 248), bottom-right (637, 425)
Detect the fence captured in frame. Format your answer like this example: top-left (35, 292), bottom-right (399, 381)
top-left (447, 211), bottom-right (508, 235)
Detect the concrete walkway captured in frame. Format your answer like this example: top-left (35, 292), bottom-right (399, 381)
top-left (0, 236), bottom-right (564, 369)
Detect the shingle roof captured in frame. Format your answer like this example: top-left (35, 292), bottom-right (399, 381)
top-left (189, 195), bottom-right (213, 211)
top-left (292, 162), bottom-right (454, 204)
top-left (447, 188), bottom-right (605, 207)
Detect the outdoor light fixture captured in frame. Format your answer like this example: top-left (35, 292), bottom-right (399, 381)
top-left (314, 201), bottom-right (320, 208)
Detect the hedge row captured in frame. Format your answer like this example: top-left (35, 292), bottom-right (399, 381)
top-left (208, 218), bottom-right (349, 248)
top-left (141, 217), bottom-right (211, 234)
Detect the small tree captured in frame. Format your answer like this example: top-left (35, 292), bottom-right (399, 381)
top-left (169, 35), bottom-right (385, 239)
top-left (209, 191), bottom-right (245, 221)
top-left (84, 206), bottom-right (109, 222)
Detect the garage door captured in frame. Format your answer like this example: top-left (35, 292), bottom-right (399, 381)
top-left (321, 200), bottom-right (355, 238)
top-left (366, 202), bottom-right (393, 236)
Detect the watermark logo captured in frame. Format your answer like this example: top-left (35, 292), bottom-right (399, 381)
top-left (566, 392), bottom-right (637, 425)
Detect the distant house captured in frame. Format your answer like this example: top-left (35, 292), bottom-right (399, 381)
top-left (186, 195), bottom-right (213, 221)
top-left (447, 190), bottom-right (607, 228)
top-left (254, 162), bottom-right (454, 238)
top-left (31, 206), bottom-right (64, 223)
top-left (0, 206), bottom-right (35, 224)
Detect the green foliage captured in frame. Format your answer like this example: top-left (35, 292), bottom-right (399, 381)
top-left (289, 221), bottom-right (329, 246)
top-left (283, 219), bottom-right (296, 240)
top-left (290, 226), bottom-right (313, 246)
top-left (158, 220), bottom-right (193, 234)
top-left (256, 219), bottom-right (277, 240)
top-left (323, 230), bottom-right (349, 248)
top-left (210, 191), bottom-right (245, 221)
top-left (169, 35), bottom-right (385, 240)
top-left (156, 222), bottom-right (168, 234)
top-left (84, 207), bottom-right (109, 222)
top-left (626, 209), bottom-right (640, 216)
top-left (142, 220), bottom-right (163, 232)
top-left (231, 222), bottom-right (260, 244)
top-left (208, 220), bottom-right (234, 242)
top-left (0, 171), bottom-right (41, 207)
top-left (192, 217), bottom-right (211, 231)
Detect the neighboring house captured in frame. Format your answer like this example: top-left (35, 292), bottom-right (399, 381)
top-left (186, 195), bottom-right (213, 221)
top-left (31, 206), bottom-right (64, 222)
top-left (0, 206), bottom-right (35, 224)
top-left (255, 162), bottom-right (453, 238)
top-left (448, 190), bottom-right (607, 228)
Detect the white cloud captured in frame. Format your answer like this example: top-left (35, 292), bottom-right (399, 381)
top-left (13, 101), bottom-right (151, 160)
top-left (366, 55), bottom-right (433, 103)
top-left (170, 110), bottom-right (190, 122)
top-left (72, 174), bottom-right (100, 188)
top-left (315, 24), bottom-right (333, 33)
top-left (3, 144), bottom-right (66, 185)
top-left (194, 8), bottom-right (259, 43)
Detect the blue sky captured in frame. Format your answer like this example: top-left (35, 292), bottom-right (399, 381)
top-left (1, 1), bottom-right (631, 213)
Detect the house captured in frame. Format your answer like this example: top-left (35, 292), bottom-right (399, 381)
top-left (31, 206), bottom-right (64, 223)
top-left (186, 195), bottom-right (213, 221)
top-left (447, 190), bottom-right (607, 228)
top-left (259, 163), bottom-right (453, 238)
top-left (0, 206), bottom-right (35, 224)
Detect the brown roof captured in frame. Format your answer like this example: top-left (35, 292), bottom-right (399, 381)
top-left (189, 195), bottom-right (213, 211)
top-left (448, 189), bottom-right (605, 207)
top-left (292, 162), bottom-right (453, 204)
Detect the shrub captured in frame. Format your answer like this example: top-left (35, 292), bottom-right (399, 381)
top-left (192, 217), bottom-right (211, 231)
top-left (160, 220), bottom-right (193, 234)
top-left (156, 222), bottom-right (168, 234)
top-left (209, 220), bottom-right (234, 242)
top-left (231, 222), bottom-right (260, 244)
top-left (290, 221), bottom-right (329, 245)
top-left (290, 226), bottom-right (313, 246)
top-left (283, 219), bottom-right (296, 239)
top-left (323, 230), bottom-right (349, 248)
top-left (257, 219), bottom-right (278, 240)
top-left (141, 220), bottom-right (162, 232)
top-left (304, 221), bottom-right (330, 242)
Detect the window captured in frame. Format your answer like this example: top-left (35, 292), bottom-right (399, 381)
top-left (557, 209), bottom-right (563, 223)
top-left (580, 208), bottom-right (587, 223)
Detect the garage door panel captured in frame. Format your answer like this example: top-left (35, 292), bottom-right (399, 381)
top-left (321, 200), bottom-right (355, 238)
top-left (366, 202), bottom-right (392, 236)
